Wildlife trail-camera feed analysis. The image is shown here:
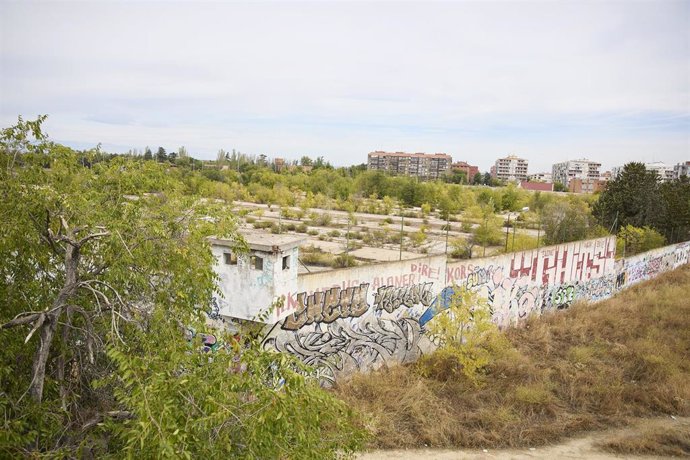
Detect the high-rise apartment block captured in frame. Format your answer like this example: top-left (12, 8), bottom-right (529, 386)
top-left (491, 155), bottom-right (528, 182)
top-left (367, 151), bottom-right (452, 180)
top-left (552, 159), bottom-right (601, 187)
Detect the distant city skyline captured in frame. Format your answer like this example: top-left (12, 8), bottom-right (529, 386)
top-left (1, 1), bottom-right (688, 173)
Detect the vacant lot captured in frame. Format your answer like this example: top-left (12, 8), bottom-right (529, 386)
top-left (337, 265), bottom-right (690, 451)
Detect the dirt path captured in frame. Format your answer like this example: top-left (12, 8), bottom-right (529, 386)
top-left (357, 416), bottom-right (689, 459)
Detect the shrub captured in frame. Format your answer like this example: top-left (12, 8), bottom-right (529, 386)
top-left (253, 220), bottom-right (272, 229)
top-left (617, 225), bottom-right (666, 257)
top-left (312, 213), bottom-right (332, 227)
top-left (332, 254), bottom-right (357, 268)
top-left (418, 285), bottom-right (511, 384)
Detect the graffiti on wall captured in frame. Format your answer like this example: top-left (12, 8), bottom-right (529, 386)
top-left (264, 282), bottom-right (436, 384)
top-left (259, 239), bottom-right (689, 384)
top-left (446, 237), bottom-right (616, 286)
top-left (373, 282), bottom-right (434, 313)
top-left (265, 315), bottom-right (425, 385)
top-left (281, 283), bottom-right (371, 330)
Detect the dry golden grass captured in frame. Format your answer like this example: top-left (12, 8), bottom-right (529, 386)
top-left (335, 265), bottom-right (690, 449)
top-left (596, 418), bottom-right (690, 457)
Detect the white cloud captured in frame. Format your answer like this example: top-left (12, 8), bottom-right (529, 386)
top-left (1, 0), bottom-right (688, 172)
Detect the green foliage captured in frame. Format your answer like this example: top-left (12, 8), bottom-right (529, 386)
top-left (418, 285), bottom-right (511, 384)
top-left (542, 198), bottom-right (593, 245)
top-left (616, 225), bottom-right (666, 257)
top-left (0, 117), bottom-right (366, 458)
top-left (471, 202), bottom-right (504, 249)
top-left (450, 237), bottom-right (473, 259)
top-left (593, 162), bottom-right (659, 232)
top-left (106, 317), bottom-right (366, 459)
top-left (504, 232), bottom-right (539, 252)
top-left (594, 162), bottom-right (690, 243)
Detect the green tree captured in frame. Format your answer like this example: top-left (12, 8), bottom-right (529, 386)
top-left (593, 162), bottom-right (660, 232)
top-left (471, 201), bottom-right (503, 254)
top-left (553, 181), bottom-right (567, 192)
top-left (156, 146), bottom-right (167, 162)
top-left (473, 172), bottom-right (482, 185)
top-left (0, 117), bottom-right (365, 457)
top-left (447, 169), bottom-right (467, 184)
top-left (143, 146), bottom-right (153, 160)
top-left (656, 177), bottom-right (690, 243)
top-left (542, 198), bottom-right (592, 244)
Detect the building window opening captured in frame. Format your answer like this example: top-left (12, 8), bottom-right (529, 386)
top-left (282, 255), bottom-right (290, 270)
top-left (251, 255), bottom-right (263, 271)
top-left (223, 252), bottom-right (237, 265)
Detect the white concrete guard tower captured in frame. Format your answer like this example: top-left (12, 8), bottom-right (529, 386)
top-left (210, 231), bottom-right (304, 323)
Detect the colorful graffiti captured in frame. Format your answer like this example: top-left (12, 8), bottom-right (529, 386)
top-left (256, 238), bottom-right (689, 384)
top-left (281, 283), bottom-right (370, 330)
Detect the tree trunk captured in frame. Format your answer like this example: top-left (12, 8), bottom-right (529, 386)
top-left (29, 244), bottom-right (79, 403)
top-left (29, 310), bottom-right (60, 403)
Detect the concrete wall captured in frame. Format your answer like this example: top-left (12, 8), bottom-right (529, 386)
top-left (444, 236), bottom-right (617, 329)
top-left (619, 241), bottom-right (690, 288)
top-left (265, 254), bottom-right (445, 384)
top-left (260, 237), bottom-right (690, 384)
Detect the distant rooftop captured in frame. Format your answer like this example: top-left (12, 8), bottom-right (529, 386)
top-left (368, 151), bottom-right (451, 159)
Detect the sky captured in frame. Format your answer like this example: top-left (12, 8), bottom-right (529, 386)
top-left (1, 0), bottom-right (688, 173)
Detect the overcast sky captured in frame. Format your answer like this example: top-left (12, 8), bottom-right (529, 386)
top-left (1, 1), bottom-right (688, 172)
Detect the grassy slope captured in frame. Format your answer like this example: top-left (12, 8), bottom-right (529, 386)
top-left (336, 265), bottom-right (690, 449)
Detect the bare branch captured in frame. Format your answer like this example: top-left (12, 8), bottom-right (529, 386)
top-left (77, 231), bottom-right (110, 247)
top-left (1, 304), bottom-right (63, 330)
top-left (24, 313), bottom-right (45, 344)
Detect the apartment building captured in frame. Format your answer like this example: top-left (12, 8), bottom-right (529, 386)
top-left (367, 151), bottom-right (452, 180)
top-left (568, 178), bottom-right (607, 194)
top-left (491, 155), bottom-right (528, 182)
top-left (611, 162), bottom-right (677, 182)
top-left (674, 161), bottom-right (690, 179)
top-left (450, 161), bottom-right (479, 182)
top-left (552, 159), bottom-right (601, 187)
top-left (644, 162), bottom-right (675, 182)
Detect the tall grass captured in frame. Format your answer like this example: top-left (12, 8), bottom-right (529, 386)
top-left (336, 265), bottom-right (690, 449)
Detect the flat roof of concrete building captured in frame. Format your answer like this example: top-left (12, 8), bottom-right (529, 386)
top-left (210, 231), bottom-right (305, 253)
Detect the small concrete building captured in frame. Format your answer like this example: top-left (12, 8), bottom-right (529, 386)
top-left (210, 231), bottom-right (304, 323)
